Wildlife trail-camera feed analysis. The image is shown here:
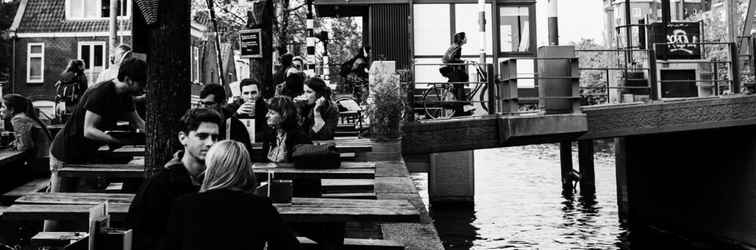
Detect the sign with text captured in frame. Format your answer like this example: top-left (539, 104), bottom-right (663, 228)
top-left (651, 22), bottom-right (702, 60)
top-left (240, 29), bottom-right (262, 58)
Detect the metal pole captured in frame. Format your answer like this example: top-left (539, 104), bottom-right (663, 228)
top-left (726, 0), bottom-right (736, 43)
top-left (206, 0), bottom-right (226, 86)
top-left (548, 0), bottom-right (558, 45)
top-left (108, 0), bottom-right (118, 58)
top-left (730, 42), bottom-right (741, 93)
top-left (478, 0), bottom-right (486, 65)
top-left (662, 0), bottom-right (671, 24)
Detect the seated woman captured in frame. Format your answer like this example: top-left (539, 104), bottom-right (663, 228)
top-left (298, 78), bottom-right (339, 141)
top-left (161, 140), bottom-right (301, 250)
top-left (262, 96), bottom-right (312, 164)
top-left (1, 94), bottom-right (53, 177)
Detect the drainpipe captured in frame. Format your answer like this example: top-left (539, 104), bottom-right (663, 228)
top-left (478, 0), bottom-right (486, 65)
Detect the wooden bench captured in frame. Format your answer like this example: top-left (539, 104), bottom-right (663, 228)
top-left (321, 192), bottom-right (376, 199)
top-left (298, 237), bottom-right (404, 250)
top-left (56, 164), bottom-right (376, 180)
top-left (6, 195), bottom-right (420, 223)
top-left (31, 232), bottom-right (88, 248)
top-left (322, 179), bottom-right (374, 193)
top-left (1, 177), bottom-right (49, 205)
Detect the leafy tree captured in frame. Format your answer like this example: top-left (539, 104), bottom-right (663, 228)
top-left (0, 1), bottom-right (19, 82)
top-left (571, 38), bottom-right (619, 105)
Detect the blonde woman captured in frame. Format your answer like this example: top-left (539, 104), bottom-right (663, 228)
top-left (161, 140), bottom-right (300, 250)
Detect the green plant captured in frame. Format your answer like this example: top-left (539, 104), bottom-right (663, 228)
top-left (367, 73), bottom-right (404, 141)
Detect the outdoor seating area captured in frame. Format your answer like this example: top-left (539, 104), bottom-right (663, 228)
top-left (0, 122), bottom-right (431, 249)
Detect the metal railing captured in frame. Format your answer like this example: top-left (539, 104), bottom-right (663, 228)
top-left (408, 61), bottom-right (495, 120)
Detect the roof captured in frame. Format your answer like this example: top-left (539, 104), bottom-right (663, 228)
top-left (14, 0), bottom-right (131, 33)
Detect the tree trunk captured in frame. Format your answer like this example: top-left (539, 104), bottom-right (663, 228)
top-left (249, 0), bottom-right (274, 99)
top-left (134, 0), bottom-right (191, 177)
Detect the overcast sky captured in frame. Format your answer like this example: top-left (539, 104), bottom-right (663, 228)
top-left (536, 0), bottom-right (605, 46)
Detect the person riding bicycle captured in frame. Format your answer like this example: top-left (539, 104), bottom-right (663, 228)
top-left (441, 32), bottom-right (468, 115)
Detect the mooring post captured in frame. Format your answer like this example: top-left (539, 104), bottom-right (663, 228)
top-left (614, 138), bottom-right (630, 224)
top-left (559, 141), bottom-right (574, 196)
top-left (578, 140), bottom-right (596, 198)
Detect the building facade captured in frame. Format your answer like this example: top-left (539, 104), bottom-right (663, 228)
top-left (7, 0), bottom-right (232, 101)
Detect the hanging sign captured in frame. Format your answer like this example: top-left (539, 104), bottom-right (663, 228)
top-left (651, 22), bottom-right (702, 60)
top-left (240, 29), bottom-right (262, 58)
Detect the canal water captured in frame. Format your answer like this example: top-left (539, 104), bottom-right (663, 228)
top-left (410, 142), bottom-right (629, 249)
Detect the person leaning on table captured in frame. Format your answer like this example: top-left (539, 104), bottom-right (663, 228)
top-left (160, 140), bottom-right (301, 250)
top-left (0, 94), bottom-right (53, 177)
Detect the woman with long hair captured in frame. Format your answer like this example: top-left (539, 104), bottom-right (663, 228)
top-left (262, 96), bottom-right (311, 163)
top-left (161, 140), bottom-right (300, 250)
top-left (56, 59), bottom-right (88, 116)
top-left (298, 77), bottom-right (339, 140)
top-left (1, 94), bottom-right (52, 176)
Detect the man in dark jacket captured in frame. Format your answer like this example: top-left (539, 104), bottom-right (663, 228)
top-left (127, 108), bottom-right (222, 250)
top-left (198, 84), bottom-right (254, 157)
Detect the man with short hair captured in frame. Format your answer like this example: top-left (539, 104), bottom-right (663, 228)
top-left (127, 108), bottom-right (222, 250)
top-left (48, 57), bottom-right (147, 192)
top-left (199, 84), bottom-right (254, 157)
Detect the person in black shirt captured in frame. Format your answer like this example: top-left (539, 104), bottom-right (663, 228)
top-left (160, 140), bottom-right (300, 250)
top-left (198, 84), bottom-right (254, 158)
top-left (127, 108), bottom-right (222, 250)
top-left (48, 58), bottom-right (147, 192)
top-left (298, 78), bottom-right (339, 141)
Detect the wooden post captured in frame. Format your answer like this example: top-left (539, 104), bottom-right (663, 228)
top-left (614, 138), bottom-right (630, 224)
top-left (248, 0), bottom-right (274, 99)
top-left (559, 141), bottom-right (573, 197)
top-left (134, 0), bottom-right (192, 176)
top-left (108, 0), bottom-right (118, 52)
top-left (578, 140), bottom-right (596, 198)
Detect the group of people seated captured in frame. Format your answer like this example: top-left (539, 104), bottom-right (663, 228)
top-left (0, 46), bottom-right (349, 248)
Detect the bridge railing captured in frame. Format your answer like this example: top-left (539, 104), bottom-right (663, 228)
top-left (575, 48), bottom-right (654, 105)
top-left (651, 41), bottom-right (740, 97)
top-left (407, 61), bottom-right (495, 120)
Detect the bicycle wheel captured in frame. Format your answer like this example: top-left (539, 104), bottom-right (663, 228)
top-left (478, 84), bottom-right (489, 113)
top-left (422, 84), bottom-right (456, 119)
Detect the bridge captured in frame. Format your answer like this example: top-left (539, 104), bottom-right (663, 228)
top-left (380, 45), bottom-right (756, 247)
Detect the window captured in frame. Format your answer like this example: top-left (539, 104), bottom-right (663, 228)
top-left (78, 42), bottom-right (106, 84)
top-left (632, 7), bottom-right (642, 18)
top-left (499, 6), bottom-right (533, 54)
top-left (413, 4), bottom-right (451, 56)
top-left (100, 0), bottom-right (130, 18)
top-left (67, 0), bottom-right (130, 19)
top-left (27, 43), bottom-right (44, 83)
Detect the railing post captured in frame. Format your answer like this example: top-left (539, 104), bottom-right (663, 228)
top-left (407, 67), bottom-right (416, 121)
top-left (487, 64), bottom-right (496, 114)
top-left (730, 42), bottom-right (741, 94)
top-left (648, 49), bottom-right (659, 100)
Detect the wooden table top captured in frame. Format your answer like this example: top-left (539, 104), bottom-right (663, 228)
top-left (97, 137), bottom-right (374, 157)
top-left (6, 195), bottom-right (419, 223)
top-left (57, 161), bottom-right (376, 179)
top-left (0, 148), bottom-right (26, 166)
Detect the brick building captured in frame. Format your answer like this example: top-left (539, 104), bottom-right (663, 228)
top-left (6, 0), bottom-right (235, 102)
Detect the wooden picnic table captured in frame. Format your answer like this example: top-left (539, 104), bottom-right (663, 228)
top-left (97, 137), bottom-right (373, 157)
top-left (0, 148), bottom-right (25, 166)
top-left (56, 160), bottom-right (376, 180)
top-left (5, 195), bottom-right (419, 223)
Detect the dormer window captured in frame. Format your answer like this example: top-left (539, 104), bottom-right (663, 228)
top-left (66, 0), bottom-right (130, 19)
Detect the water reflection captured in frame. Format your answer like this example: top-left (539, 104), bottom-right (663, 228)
top-left (422, 143), bottom-right (625, 249)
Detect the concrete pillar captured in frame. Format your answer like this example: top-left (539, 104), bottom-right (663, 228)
top-left (578, 140), bottom-right (596, 198)
top-left (559, 141), bottom-right (574, 197)
top-left (429, 151), bottom-right (474, 205)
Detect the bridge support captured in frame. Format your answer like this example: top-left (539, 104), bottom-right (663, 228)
top-left (429, 151), bottom-right (475, 206)
top-left (615, 126), bottom-right (756, 247)
top-left (559, 141), bottom-right (574, 196)
top-left (578, 140), bottom-right (596, 198)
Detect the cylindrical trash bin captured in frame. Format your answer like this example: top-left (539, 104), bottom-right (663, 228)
top-left (537, 46), bottom-right (575, 114)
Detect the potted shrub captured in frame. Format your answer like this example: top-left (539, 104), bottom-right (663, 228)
top-left (367, 72), bottom-right (403, 142)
